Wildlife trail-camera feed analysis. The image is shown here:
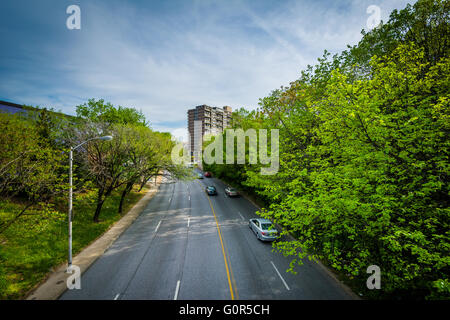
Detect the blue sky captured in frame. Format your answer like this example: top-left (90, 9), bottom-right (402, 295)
top-left (0, 0), bottom-right (414, 140)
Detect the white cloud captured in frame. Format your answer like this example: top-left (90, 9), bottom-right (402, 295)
top-left (169, 127), bottom-right (189, 143)
top-left (0, 0), bottom-right (416, 133)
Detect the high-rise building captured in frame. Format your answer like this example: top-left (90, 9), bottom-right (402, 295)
top-left (187, 104), bottom-right (232, 160)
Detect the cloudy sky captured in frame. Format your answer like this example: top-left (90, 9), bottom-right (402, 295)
top-left (0, 0), bottom-right (414, 140)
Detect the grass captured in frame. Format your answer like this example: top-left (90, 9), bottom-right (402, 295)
top-left (0, 185), bottom-right (150, 299)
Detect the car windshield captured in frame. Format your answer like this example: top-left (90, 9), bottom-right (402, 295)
top-left (229, 188), bottom-right (236, 192)
top-left (261, 223), bottom-right (273, 230)
top-left (208, 187), bottom-right (215, 190)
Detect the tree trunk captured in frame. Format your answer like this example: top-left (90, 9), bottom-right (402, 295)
top-left (118, 182), bottom-right (133, 214)
top-left (138, 177), bottom-right (148, 192)
top-left (93, 188), bottom-right (105, 222)
top-left (93, 200), bottom-right (104, 222)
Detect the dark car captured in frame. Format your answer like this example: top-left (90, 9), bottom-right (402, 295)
top-left (205, 186), bottom-right (217, 195)
top-left (204, 172), bottom-right (212, 178)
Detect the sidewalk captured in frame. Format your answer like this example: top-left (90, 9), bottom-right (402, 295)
top-left (26, 178), bottom-right (162, 300)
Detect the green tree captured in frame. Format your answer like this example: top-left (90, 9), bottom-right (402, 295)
top-left (116, 127), bottom-right (177, 214)
top-left (0, 113), bottom-right (67, 233)
top-left (76, 98), bottom-right (148, 127)
top-left (69, 99), bottom-right (189, 221)
top-left (205, 0), bottom-right (449, 299)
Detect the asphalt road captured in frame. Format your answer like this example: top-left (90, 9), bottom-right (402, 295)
top-left (60, 173), bottom-right (355, 300)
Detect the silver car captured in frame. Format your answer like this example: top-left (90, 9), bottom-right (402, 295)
top-left (224, 187), bottom-right (239, 197)
top-left (248, 218), bottom-right (278, 241)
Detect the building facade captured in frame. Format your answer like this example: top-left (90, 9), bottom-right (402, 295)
top-left (187, 104), bottom-right (232, 161)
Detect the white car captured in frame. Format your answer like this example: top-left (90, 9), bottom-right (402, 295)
top-left (224, 187), bottom-right (239, 197)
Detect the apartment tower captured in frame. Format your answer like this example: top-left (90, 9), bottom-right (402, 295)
top-left (187, 105), bottom-right (232, 161)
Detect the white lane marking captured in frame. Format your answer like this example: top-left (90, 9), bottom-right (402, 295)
top-left (155, 220), bottom-right (162, 233)
top-left (271, 261), bottom-right (290, 291)
top-left (114, 293), bottom-right (120, 300)
top-left (237, 211), bottom-right (245, 221)
top-left (174, 280), bottom-right (181, 300)
top-left (189, 195), bottom-right (191, 201)
top-left (187, 217), bottom-right (190, 228)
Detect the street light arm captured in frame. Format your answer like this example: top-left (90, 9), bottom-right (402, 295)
top-left (72, 135), bottom-right (113, 150)
top-left (72, 137), bottom-right (97, 151)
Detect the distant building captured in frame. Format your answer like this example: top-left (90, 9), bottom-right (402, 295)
top-left (0, 100), bottom-right (74, 120)
top-left (0, 100), bottom-right (31, 115)
top-left (187, 104), bottom-right (232, 161)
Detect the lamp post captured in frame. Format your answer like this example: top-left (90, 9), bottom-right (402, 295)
top-left (68, 135), bottom-right (112, 270)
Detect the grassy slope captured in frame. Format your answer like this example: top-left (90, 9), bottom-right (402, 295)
top-left (0, 185), bottom-right (150, 299)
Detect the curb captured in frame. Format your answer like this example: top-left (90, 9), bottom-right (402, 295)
top-left (26, 178), bottom-right (162, 300)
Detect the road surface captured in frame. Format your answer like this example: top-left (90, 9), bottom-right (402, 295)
top-left (60, 173), bottom-right (354, 300)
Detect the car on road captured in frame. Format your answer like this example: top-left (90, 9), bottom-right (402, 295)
top-left (204, 172), bottom-right (212, 177)
top-left (197, 173), bottom-right (204, 179)
top-left (249, 218), bottom-right (278, 241)
top-left (224, 187), bottom-right (239, 197)
top-left (205, 186), bottom-right (217, 195)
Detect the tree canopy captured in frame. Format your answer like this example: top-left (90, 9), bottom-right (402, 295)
top-left (203, 0), bottom-right (449, 299)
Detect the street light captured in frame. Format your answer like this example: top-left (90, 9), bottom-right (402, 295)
top-left (67, 135), bottom-right (113, 271)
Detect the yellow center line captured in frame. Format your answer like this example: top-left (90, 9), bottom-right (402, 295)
top-left (198, 181), bottom-right (237, 300)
